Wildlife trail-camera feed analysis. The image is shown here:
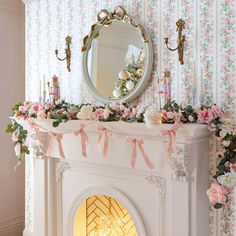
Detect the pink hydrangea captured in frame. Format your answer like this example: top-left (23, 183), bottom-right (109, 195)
top-left (197, 108), bottom-right (215, 124)
top-left (206, 182), bottom-right (227, 205)
top-left (15, 142), bottom-right (21, 156)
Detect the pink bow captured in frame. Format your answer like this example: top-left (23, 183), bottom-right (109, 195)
top-left (125, 137), bottom-right (154, 169)
top-left (97, 125), bottom-right (112, 158)
top-left (26, 120), bottom-right (43, 147)
top-left (74, 123), bottom-right (89, 157)
top-left (160, 121), bottom-right (181, 163)
top-left (46, 131), bottom-right (65, 158)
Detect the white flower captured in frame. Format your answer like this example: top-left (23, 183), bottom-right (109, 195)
top-left (144, 106), bottom-right (162, 128)
top-left (136, 69), bottom-right (143, 77)
top-left (223, 140), bottom-right (231, 147)
top-left (167, 111), bottom-right (174, 119)
top-left (188, 115), bottom-right (194, 123)
top-left (219, 130), bottom-right (227, 138)
top-left (77, 105), bottom-right (94, 120)
top-left (217, 170), bottom-right (236, 188)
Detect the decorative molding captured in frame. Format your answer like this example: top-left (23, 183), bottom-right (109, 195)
top-left (0, 216), bottom-right (24, 232)
top-left (145, 175), bottom-right (166, 198)
top-left (56, 162), bottom-right (70, 182)
top-left (30, 133), bottom-right (48, 160)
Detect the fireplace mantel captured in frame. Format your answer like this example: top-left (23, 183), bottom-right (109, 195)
top-left (20, 119), bottom-right (211, 236)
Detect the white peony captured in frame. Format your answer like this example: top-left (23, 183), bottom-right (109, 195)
top-left (77, 105), bottom-right (94, 120)
top-left (144, 106), bottom-right (162, 128)
top-left (217, 170), bottom-right (236, 188)
top-left (167, 111), bottom-right (175, 119)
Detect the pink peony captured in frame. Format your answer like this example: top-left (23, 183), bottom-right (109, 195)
top-left (206, 182), bottom-right (227, 205)
top-left (12, 132), bottom-right (19, 142)
top-left (15, 142), bottom-right (21, 156)
top-left (197, 109), bottom-right (214, 124)
top-left (119, 71), bottom-right (127, 79)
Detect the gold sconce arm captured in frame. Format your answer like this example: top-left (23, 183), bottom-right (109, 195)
top-left (164, 19), bottom-right (185, 65)
top-left (55, 35), bottom-right (72, 72)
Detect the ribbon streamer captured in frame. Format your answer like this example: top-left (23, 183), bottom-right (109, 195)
top-left (96, 125), bottom-right (112, 157)
top-left (46, 131), bottom-right (65, 158)
top-left (26, 120), bottom-right (43, 147)
top-left (125, 136), bottom-right (154, 169)
top-left (160, 121), bottom-right (181, 163)
top-left (74, 123), bottom-right (89, 157)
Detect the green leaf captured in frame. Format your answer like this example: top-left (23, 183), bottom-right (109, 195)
top-left (214, 203), bottom-right (223, 209)
top-left (53, 121), bottom-right (60, 127)
top-left (229, 157), bottom-right (236, 163)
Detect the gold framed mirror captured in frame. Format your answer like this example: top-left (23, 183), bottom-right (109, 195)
top-left (82, 6), bottom-right (153, 103)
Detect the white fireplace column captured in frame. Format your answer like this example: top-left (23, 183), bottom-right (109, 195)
top-left (21, 121), bottom-right (210, 236)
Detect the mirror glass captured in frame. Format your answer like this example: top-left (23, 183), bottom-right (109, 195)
top-left (86, 20), bottom-right (146, 99)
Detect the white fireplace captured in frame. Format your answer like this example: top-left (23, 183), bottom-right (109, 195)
top-left (22, 120), bottom-right (210, 236)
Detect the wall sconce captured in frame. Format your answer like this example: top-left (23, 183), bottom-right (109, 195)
top-left (164, 19), bottom-right (185, 65)
top-left (55, 35), bottom-right (72, 72)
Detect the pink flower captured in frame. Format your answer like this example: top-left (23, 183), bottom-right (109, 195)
top-left (94, 108), bottom-right (104, 120)
top-left (39, 104), bottom-right (45, 111)
top-left (15, 142), bottom-right (21, 156)
top-left (197, 109), bottom-right (214, 124)
top-left (12, 132), bottom-right (19, 142)
top-left (211, 105), bottom-right (223, 118)
top-left (110, 103), bottom-right (120, 112)
top-left (38, 111), bottom-right (46, 119)
top-left (30, 103), bottom-right (39, 114)
top-left (103, 108), bottom-right (111, 119)
top-left (45, 102), bottom-right (53, 110)
top-left (24, 101), bottom-right (32, 108)
top-left (122, 108), bottom-right (132, 118)
top-left (206, 182), bottom-right (227, 205)
top-left (118, 71), bottom-right (127, 79)
top-left (161, 110), bottom-right (167, 119)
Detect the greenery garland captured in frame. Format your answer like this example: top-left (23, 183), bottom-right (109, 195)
top-left (6, 100), bottom-right (236, 209)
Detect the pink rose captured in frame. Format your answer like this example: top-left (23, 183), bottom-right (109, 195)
top-left (94, 108), bottom-right (104, 120)
top-left (45, 102), bottom-right (53, 110)
top-left (211, 105), bottom-right (223, 118)
top-left (119, 71), bottom-right (127, 79)
top-left (206, 182), bottom-right (227, 205)
top-left (30, 103), bottom-right (39, 114)
top-left (24, 101), bottom-right (32, 108)
top-left (122, 108), bottom-right (132, 118)
top-left (103, 108), bottom-right (111, 119)
top-left (12, 132), bottom-right (19, 142)
top-left (15, 142), bottom-right (21, 156)
top-left (110, 103), bottom-right (120, 112)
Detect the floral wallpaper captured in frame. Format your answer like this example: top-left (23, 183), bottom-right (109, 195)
top-left (24, 0), bottom-right (235, 235)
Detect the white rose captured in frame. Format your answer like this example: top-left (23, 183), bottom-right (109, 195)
top-left (217, 171), bottom-right (236, 188)
top-left (77, 105), bottom-right (94, 120)
top-left (219, 130), bottom-right (227, 138)
top-left (144, 106), bottom-right (162, 128)
top-left (188, 115), bottom-right (194, 123)
top-left (223, 140), bottom-right (231, 147)
top-left (167, 111), bottom-right (174, 119)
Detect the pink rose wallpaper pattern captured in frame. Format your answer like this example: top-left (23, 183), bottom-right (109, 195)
top-left (24, 0), bottom-right (235, 235)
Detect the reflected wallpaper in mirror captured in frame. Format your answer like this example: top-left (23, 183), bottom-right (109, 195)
top-left (87, 20), bottom-right (145, 99)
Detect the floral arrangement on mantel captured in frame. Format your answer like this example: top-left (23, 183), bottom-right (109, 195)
top-left (6, 100), bottom-right (236, 209)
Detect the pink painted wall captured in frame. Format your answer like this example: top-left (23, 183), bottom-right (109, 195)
top-left (0, 0), bottom-right (25, 235)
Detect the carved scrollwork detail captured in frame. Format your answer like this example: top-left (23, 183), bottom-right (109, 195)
top-left (168, 144), bottom-right (190, 182)
top-left (30, 132), bottom-right (48, 159)
top-left (56, 162), bottom-right (70, 182)
top-left (82, 6), bottom-right (148, 52)
top-left (145, 175), bottom-right (166, 198)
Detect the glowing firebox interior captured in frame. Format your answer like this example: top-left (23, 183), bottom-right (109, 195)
top-left (74, 195), bottom-right (138, 236)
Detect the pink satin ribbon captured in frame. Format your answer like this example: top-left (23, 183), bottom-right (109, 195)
top-left (74, 123), bottom-right (89, 157)
top-left (97, 125), bottom-right (112, 158)
top-left (125, 137), bottom-right (154, 169)
top-left (160, 121), bottom-right (181, 163)
top-left (26, 120), bottom-right (43, 147)
top-left (46, 131), bottom-right (65, 158)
